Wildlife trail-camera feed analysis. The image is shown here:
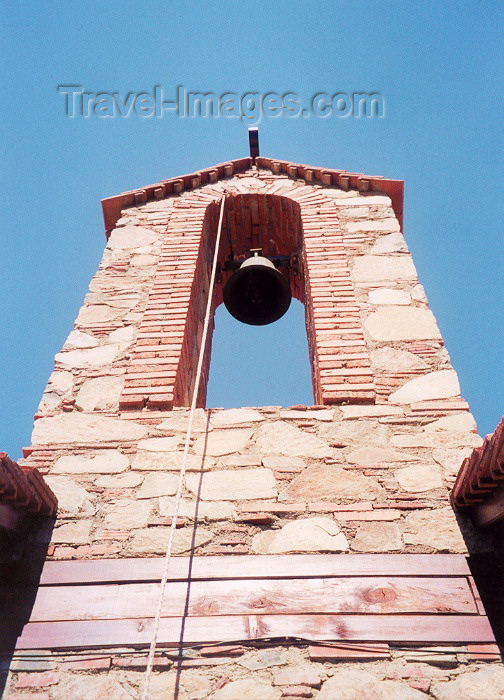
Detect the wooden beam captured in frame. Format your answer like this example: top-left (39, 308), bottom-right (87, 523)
top-left (24, 576), bottom-right (478, 623)
top-left (13, 614), bottom-right (495, 650)
top-left (36, 554), bottom-right (471, 586)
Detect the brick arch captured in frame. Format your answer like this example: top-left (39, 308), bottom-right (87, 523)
top-left (214, 192), bottom-right (304, 307)
top-left (119, 184), bottom-right (376, 411)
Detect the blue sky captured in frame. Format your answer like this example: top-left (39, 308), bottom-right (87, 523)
top-left (1, 1), bottom-right (502, 459)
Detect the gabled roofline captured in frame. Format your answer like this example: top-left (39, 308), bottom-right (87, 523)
top-left (101, 156), bottom-right (404, 237)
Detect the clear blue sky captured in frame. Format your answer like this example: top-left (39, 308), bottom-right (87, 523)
top-left (1, 1), bottom-right (502, 460)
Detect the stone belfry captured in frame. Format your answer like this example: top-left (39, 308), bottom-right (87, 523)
top-left (3, 139), bottom-right (502, 699)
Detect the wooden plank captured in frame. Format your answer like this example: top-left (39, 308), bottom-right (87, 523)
top-left (468, 576), bottom-right (487, 616)
top-left (24, 576), bottom-right (477, 623)
top-left (13, 614), bottom-right (495, 650)
top-left (36, 554), bottom-right (471, 586)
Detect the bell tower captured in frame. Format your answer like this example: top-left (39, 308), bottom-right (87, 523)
top-left (3, 140), bottom-right (502, 699)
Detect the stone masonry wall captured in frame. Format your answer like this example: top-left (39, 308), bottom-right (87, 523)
top-left (26, 166), bottom-right (484, 557)
top-left (7, 165), bottom-right (502, 698)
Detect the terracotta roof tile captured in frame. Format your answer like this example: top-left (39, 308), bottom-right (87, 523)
top-left (101, 156), bottom-right (404, 235)
top-left (452, 417), bottom-right (504, 509)
top-left (0, 452), bottom-right (57, 518)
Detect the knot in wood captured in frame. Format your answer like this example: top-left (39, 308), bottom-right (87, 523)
top-left (362, 586), bottom-right (397, 603)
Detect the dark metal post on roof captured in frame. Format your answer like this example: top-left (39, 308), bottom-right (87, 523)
top-left (248, 127), bottom-right (259, 161)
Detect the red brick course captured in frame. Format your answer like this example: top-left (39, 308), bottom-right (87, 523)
top-left (119, 187), bottom-right (376, 410)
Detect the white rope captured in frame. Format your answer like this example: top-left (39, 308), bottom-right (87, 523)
top-left (141, 194), bottom-right (226, 700)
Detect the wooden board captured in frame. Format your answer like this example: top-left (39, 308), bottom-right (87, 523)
top-left (6, 553), bottom-right (493, 651)
top-left (14, 614), bottom-right (495, 650)
top-left (24, 576), bottom-right (477, 622)
top-left (36, 554), bottom-right (471, 585)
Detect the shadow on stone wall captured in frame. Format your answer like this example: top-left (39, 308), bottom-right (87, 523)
top-left (0, 515), bottom-right (55, 696)
top-left (468, 522), bottom-right (504, 651)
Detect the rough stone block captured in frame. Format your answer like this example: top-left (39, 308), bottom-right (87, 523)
top-left (136, 436), bottom-right (184, 452)
top-left (341, 405), bottom-right (403, 419)
top-left (155, 408), bottom-right (209, 433)
top-left (50, 675), bottom-right (136, 700)
top-left (63, 330), bottom-right (99, 349)
top-left (347, 446), bottom-right (418, 465)
top-left (45, 476), bottom-right (94, 514)
top-left (75, 376), bottom-right (124, 411)
top-left (352, 255), bottom-right (416, 282)
top-left (262, 455), bottom-right (306, 468)
top-left (368, 288), bottom-right (412, 305)
top-left (430, 666), bottom-right (504, 699)
top-left (254, 422), bottom-right (333, 458)
top-left (132, 451), bottom-right (214, 471)
top-left (52, 520), bottom-right (92, 544)
top-left (185, 468), bottom-right (277, 500)
top-left (424, 412), bottom-right (478, 433)
top-left (432, 448), bottom-right (472, 476)
top-left (95, 472), bottom-right (144, 488)
top-left (15, 672), bottom-right (60, 689)
top-left (317, 671), bottom-right (425, 699)
top-left (159, 497), bottom-right (235, 520)
top-left (53, 451), bottom-right (129, 474)
top-left (365, 307), bottom-right (441, 341)
top-left (130, 253), bottom-right (157, 266)
top-left (395, 465), bottom-right (444, 492)
top-left (252, 517), bottom-right (349, 553)
top-left (137, 472), bottom-right (180, 498)
top-left (107, 224), bottom-right (159, 249)
top-left (370, 347), bottom-right (428, 372)
top-left (274, 667), bottom-right (321, 687)
top-left (280, 465), bottom-right (383, 501)
top-left (388, 370), bottom-right (460, 404)
top-left (76, 304), bottom-right (123, 325)
top-left (219, 454), bottom-right (262, 467)
top-left (346, 218), bottom-right (401, 233)
top-left (318, 421), bottom-right (389, 446)
top-left (105, 325), bottom-right (136, 347)
top-left (210, 408), bottom-right (265, 427)
top-left (403, 508), bottom-right (467, 552)
top-left (32, 413), bottom-right (147, 444)
top-left (55, 344), bottom-right (122, 369)
top-left (238, 648), bottom-right (288, 670)
top-left (193, 428), bottom-right (254, 456)
top-left (102, 499), bottom-right (153, 529)
top-left (212, 679), bottom-right (281, 700)
top-left (370, 232), bottom-right (409, 254)
top-left (391, 432), bottom-right (481, 448)
top-left (129, 526), bottom-right (213, 555)
top-left (47, 370), bottom-right (75, 395)
top-left (351, 522), bottom-right (403, 552)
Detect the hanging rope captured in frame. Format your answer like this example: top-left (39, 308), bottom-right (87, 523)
top-left (141, 194), bottom-right (226, 700)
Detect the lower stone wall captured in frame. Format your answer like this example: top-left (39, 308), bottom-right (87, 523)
top-left (5, 644), bottom-right (504, 699)
top-left (22, 405), bottom-right (484, 559)
top-left (8, 404), bottom-right (500, 697)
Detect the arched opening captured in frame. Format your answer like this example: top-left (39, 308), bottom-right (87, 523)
top-left (120, 186), bottom-right (375, 412)
top-left (203, 192), bottom-right (313, 408)
top-left (206, 298), bottom-right (313, 408)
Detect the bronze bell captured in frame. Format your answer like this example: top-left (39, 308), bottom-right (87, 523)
top-left (223, 254), bottom-right (291, 326)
